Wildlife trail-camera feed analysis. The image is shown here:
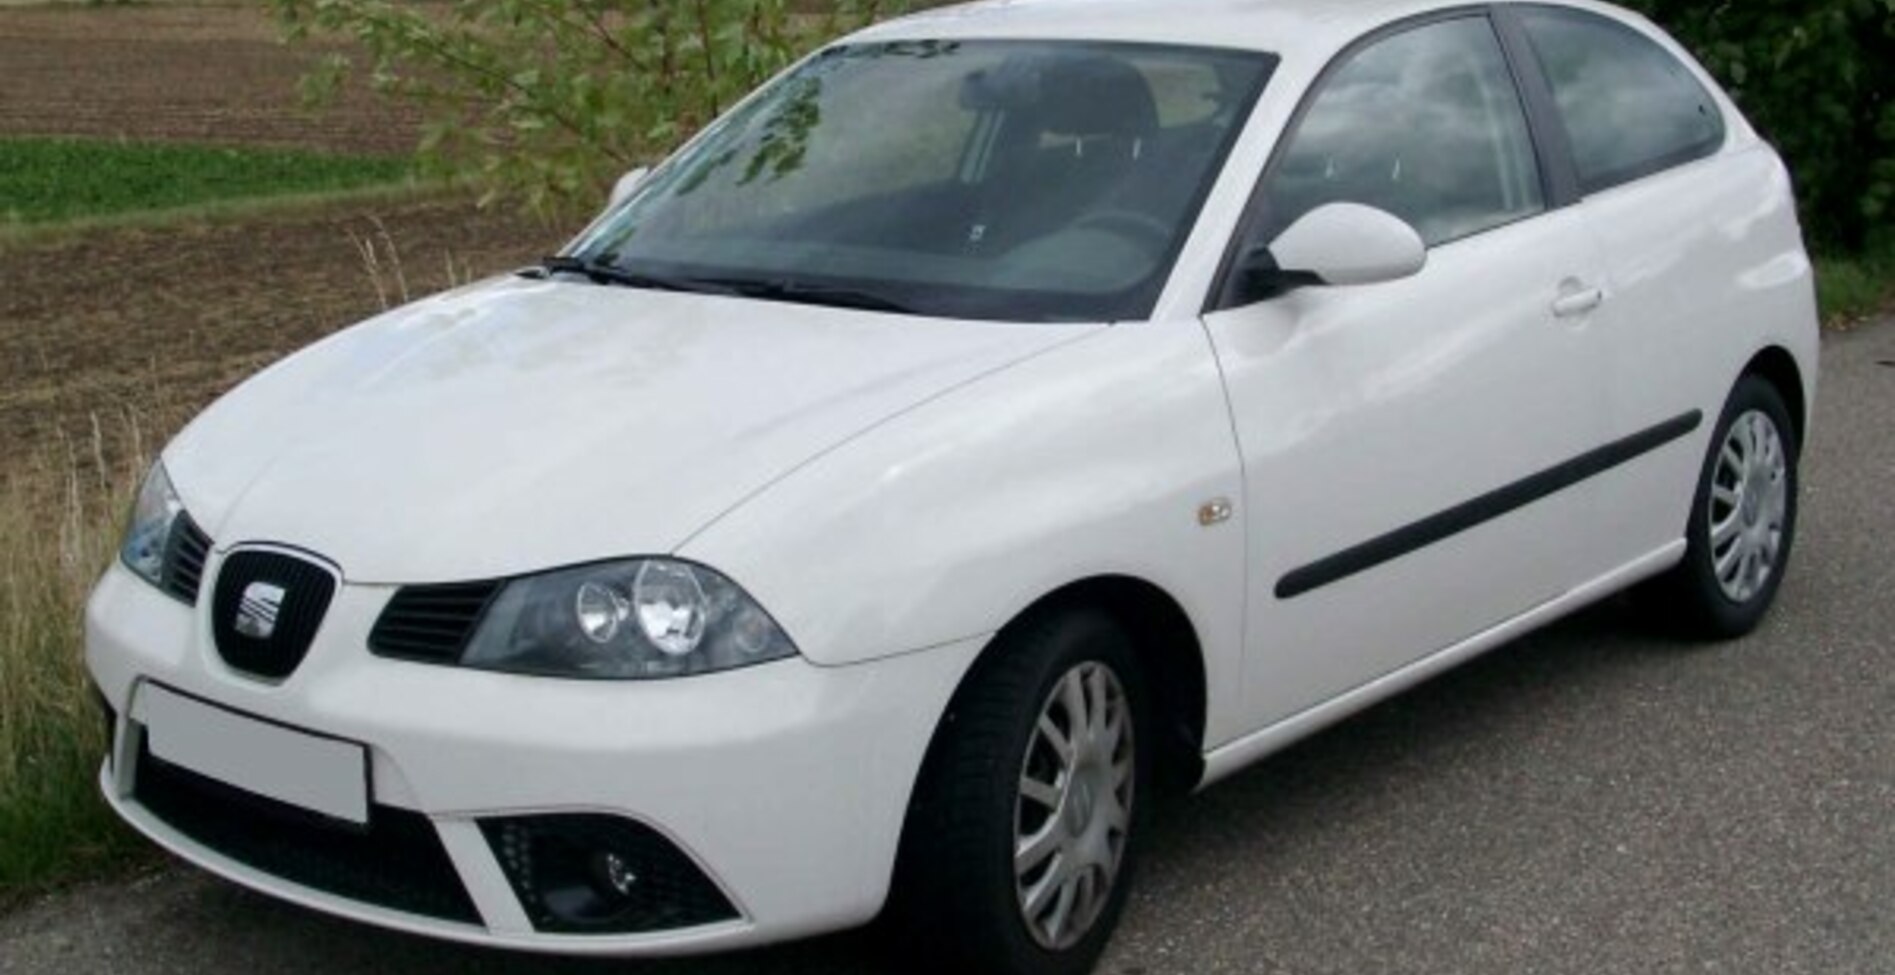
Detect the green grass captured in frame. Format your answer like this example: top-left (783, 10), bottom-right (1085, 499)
top-left (0, 137), bottom-right (412, 227)
top-left (1815, 240), bottom-right (1895, 328)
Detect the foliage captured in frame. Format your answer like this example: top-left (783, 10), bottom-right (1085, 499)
top-left (0, 138), bottom-right (410, 227)
top-left (274, 0), bottom-right (1894, 248)
top-left (269, 0), bottom-right (901, 215)
top-left (1623, 0), bottom-right (1895, 249)
top-left (1816, 236), bottom-right (1895, 325)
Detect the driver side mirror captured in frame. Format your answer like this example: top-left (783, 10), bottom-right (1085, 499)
top-left (606, 166), bottom-right (652, 211)
top-left (1235, 203), bottom-right (1426, 302)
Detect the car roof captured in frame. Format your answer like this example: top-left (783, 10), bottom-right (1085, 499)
top-left (851, 0), bottom-right (1639, 55)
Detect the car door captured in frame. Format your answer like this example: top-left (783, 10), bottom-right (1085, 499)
top-left (1198, 12), bottom-right (1621, 731)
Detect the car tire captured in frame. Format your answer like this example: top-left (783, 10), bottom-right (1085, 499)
top-left (1651, 375), bottom-right (1800, 639)
top-left (890, 608), bottom-right (1151, 975)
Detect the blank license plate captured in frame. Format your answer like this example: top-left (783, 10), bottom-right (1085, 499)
top-left (134, 683), bottom-right (370, 826)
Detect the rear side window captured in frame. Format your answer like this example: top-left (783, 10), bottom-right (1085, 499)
top-left (1520, 7), bottom-right (1725, 193)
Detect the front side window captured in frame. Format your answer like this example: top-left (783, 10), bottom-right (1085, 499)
top-left (572, 41), bottom-right (1276, 323)
top-left (1521, 7), bottom-right (1726, 194)
top-left (1258, 16), bottom-right (1545, 248)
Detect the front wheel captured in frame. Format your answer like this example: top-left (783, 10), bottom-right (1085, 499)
top-left (1653, 375), bottom-right (1800, 639)
top-left (891, 610), bottom-right (1150, 975)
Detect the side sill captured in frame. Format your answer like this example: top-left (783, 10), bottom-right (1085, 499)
top-left (1197, 540), bottom-right (1687, 790)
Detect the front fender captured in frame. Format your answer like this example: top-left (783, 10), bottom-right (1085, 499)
top-left (679, 318), bottom-right (1253, 746)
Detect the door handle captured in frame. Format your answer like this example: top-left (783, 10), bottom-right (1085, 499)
top-left (1552, 283), bottom-right (1605, 318)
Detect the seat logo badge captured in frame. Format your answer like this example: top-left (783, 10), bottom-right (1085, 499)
top-left (234, 582), bottom-right (287, 640)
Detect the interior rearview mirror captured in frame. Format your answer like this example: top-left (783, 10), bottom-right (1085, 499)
top-left (607, 166), bottom-right (652, 210)
top-left (1238, 203), bottom-right (1426, 301)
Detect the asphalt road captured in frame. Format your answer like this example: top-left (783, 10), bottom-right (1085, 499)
top-left (3, 324), bottom-right (1890, 975)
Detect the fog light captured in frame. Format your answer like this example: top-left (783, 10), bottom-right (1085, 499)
top-left (593, 850), bottom-right (638, 897)
top-left (480, 814), bottom-right (738, 934)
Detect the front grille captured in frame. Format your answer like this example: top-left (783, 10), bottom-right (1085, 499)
top-left (368, 581), bottom-right (502, 664)
top-left (160, 514), bottom-right (212, 604)
top-left (482, 814), bottom-right (739, 934)
top-left (210, 551), bottom-right (337, 680)
top-left (134, 741), bottom-right (480, 923)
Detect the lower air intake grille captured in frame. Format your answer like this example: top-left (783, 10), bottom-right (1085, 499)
top-left (369, 581), bottom-right (502, 664)
top-left (133, 742), bottom-right (480, 923)
top-left (210, 551), bottom-right (336, 680)
top-left (481, 814), bottom-right (739, 934)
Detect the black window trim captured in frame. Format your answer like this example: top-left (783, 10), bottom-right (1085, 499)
top-left (1490, 5), bottom-right (1583, 204)
top-left (1503, 3), bottom-right (1729, 198)
top-left (1205, 5), bottom-right (1577, 313)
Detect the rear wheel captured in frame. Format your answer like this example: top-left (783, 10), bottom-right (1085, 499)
top-left (892, 609), bottom-right (1150, 975)
top-left (1653, 375), bottom-right (1799, 638)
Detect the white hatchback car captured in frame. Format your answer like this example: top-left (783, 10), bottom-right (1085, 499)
top-left (87, 0), bottom-right (1818, 972)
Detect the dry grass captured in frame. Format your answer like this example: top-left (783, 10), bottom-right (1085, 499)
top-left (348, 215), bottom-right (479, 310)
top-left (0, 418), bottom-right (159, 900)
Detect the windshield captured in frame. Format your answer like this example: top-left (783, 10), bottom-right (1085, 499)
top-left (569, 40), bottom-right (1276, 323)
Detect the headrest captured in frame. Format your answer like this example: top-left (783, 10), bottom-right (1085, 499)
top-left (960, 53), bottom-right (1158, 138)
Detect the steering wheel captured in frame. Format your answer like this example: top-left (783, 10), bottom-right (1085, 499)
top-left (1069, 209), bottom-right (1173, 251)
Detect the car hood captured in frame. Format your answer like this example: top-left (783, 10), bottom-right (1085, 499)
top-left (166, 276), bottom-right (1094, 583)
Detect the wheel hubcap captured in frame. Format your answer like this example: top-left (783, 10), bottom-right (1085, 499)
top-left (1709, 409), bottom-right (1789, 604)
top-left (1014, 661), bottom-right (1134, 951)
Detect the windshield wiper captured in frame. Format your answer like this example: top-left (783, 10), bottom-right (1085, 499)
top-left (526, 255), bottom-right (740, 297)
top-left (717, 278), bottom-right (919, 315)
top-left (527, 260), bottom-right (917, 314)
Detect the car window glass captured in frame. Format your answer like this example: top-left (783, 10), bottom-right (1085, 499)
top-left (678, 48), bottom-right (991, 237)
top-left (1138, 56), bottom-right (1228, 129)
top-left (1521, 7), bottom-right (1725, 193)
top-left (1259, 16), bottom-right (1544, 248)
top-left (574, 41), bottom-right (1276, 323)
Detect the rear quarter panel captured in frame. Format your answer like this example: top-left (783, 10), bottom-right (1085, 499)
top-left (1583, 142), bottom-right (1818, 555)
top-left (1535, 2), bottom-right (1819, 554)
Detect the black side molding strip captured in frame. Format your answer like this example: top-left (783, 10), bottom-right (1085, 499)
top-left (1275, 410), bottom-right (1704, 600)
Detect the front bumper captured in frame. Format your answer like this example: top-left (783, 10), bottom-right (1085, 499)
top-left (86, 560), bottom-right (983, 956)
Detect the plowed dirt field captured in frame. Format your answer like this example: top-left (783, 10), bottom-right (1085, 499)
top-left (0, 3), bottom-right (420, 154)
top-left (1, 4), bottom-right (556, 479)
top-left (1, 201), bottom-right (559, 476)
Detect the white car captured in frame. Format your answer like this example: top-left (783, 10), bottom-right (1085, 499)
top-left (86, 0), bottom-right (1817, 972)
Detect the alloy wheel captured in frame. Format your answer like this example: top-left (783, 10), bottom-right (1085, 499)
top-left (1013, 661), bottom-right (1135, 951)
top-left (1708, 409), bottom-right (1789, 604)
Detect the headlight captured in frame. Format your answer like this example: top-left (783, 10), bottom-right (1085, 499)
top-left (120, 462), bottom-right (184, 589)
top-left (460, 559), bottom-right (797, 679)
